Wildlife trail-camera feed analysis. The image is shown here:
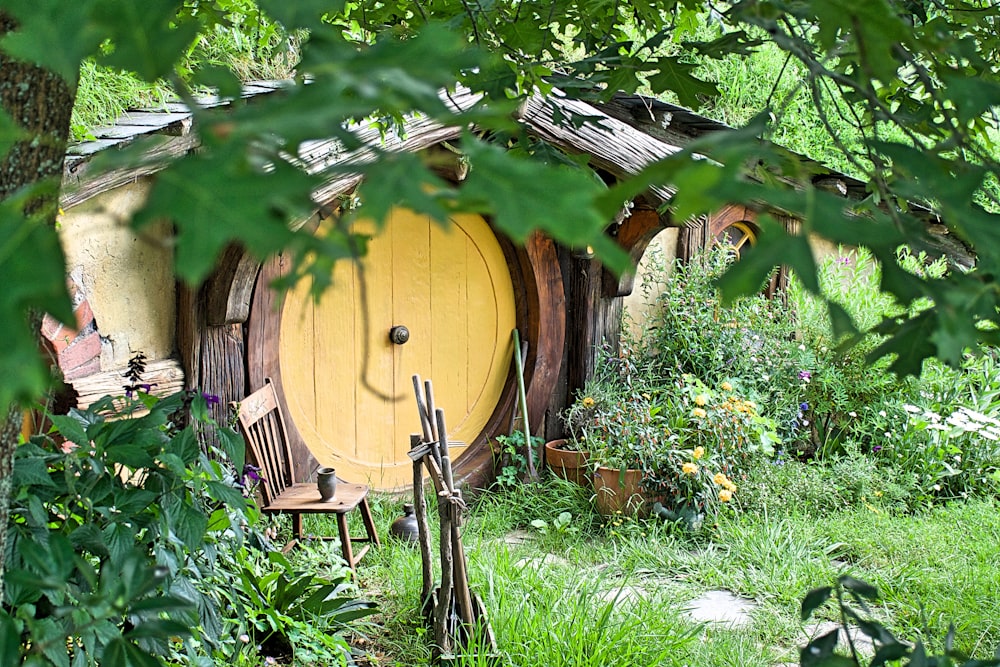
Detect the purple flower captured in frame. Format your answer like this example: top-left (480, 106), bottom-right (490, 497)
top-left (202, 393), bottom-right (221, 407)
top-left (838, 257), bottom-right (851, 265)
top-left (872, 445), bottom-right (883, 453)
top-left (799, 402), bottom-right (809, 411)
top-left (239, 464), bottom-right (263, 490)
top-left (798, 370), bottom-right (812, 381)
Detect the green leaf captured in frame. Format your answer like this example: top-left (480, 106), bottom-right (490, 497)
top-left (132, 141), bottom-right (319, 285)
top-left (49, 414), bottom-right (90, 450)
top-left (0, 0), bottom-right (103, 84)
top-left (0, 611), bottom-right (22, 666)
top-left (0, 193), bottom-right (73, 412)
top-left (800, 629), bottom-right (840, 667)
top-left (871, 641), bottom-right (910, 667)
top-left (216, 427), bottom-right (245, 471)
top-left (647, 56), bottom-right (719, 108)
top-left (800, 586), bottom-right (833, 621)
top-left (459, 137), bottom-right (630, 275)
top-left (256, 0), bottom-right (343, 30)
top-left (163, 495), bottom-right (208, 551)
top-left (92, 0), bottom-right (200, 82)
top-left (12, 457), bottom-right (55, 488)
top-left (103, 523), bottom-right (135, 564)
top-left (839, 575), bottom-right (878, 600)
top-left (827, 302), bottom-right (859, 342)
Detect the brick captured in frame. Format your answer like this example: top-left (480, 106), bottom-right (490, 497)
top-left (40, 313), bottom-right (64, 342)
top-left (63, 357), bottom-right (101, 381)
top-left (73, 299), bottom-right (95, 331)
top-left (58, 331), bottom-right (101, 375)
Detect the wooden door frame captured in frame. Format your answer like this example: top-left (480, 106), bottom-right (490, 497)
top-left (232, 215), bottom-right (565, 491)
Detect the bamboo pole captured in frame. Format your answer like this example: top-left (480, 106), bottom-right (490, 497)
top-left (511, 328), bottom-right (537, 480)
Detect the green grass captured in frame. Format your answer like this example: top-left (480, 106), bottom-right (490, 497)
top-left (278, 473), bottom-right (1000, 666)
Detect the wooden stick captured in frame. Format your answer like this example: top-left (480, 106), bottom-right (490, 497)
top-left (424, 380), bottom-right (442, 464)
top-left (435, 408), bottom-right (475, 629)
top-left (411, 434), bottom-right (434, 604)
top-left (411, 375), bottom-right (435, 443)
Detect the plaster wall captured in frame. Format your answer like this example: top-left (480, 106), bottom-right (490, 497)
top-left (622, 227), bottom-right (679, 340)
top-left (60, 179), bottom-right (176, 370)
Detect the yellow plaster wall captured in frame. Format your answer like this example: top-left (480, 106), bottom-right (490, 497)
top-left (60, 180), bottom-right (176, 369)
top-left (622, 227), bottom-right (679, 340)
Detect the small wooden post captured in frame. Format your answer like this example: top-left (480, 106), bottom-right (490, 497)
top-left (411, 434), bottom-right (434, 603)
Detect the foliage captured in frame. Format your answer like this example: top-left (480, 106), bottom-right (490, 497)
top-left (0, 390), bottom-right (251, 666)
top-left (225, 549), bottom-right (376, 664)
top-left (799, 575), bottom-right (1000, 667)
top-left (490, 432), bottom-right (543, 489)
top-left (5, 0), bottom-right (1000, 413)
top-left (0, 387), bottom-right (375, 666)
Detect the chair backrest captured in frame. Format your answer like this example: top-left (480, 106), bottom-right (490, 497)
top-left (235, 378), bottom-right (296, 505)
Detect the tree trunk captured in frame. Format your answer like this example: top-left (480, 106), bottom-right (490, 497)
top-left (0, 10), bottom-right (78, 596)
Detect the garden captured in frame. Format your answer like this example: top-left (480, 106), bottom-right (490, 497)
top-left (6, 243), bottom-right (1000, 667)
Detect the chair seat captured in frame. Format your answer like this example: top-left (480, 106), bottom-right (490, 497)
top-left (264, 482), bottom-right (369, 514)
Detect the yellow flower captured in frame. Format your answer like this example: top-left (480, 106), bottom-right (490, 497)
top-left (682, 461), bottom-right (699, 475)
top-left (582, 396), bottom-right (595, 408)
top-left (693, 446), bottom-right (704, 460)
top-left (694, 394), bottom-right (708, 406)
top-left (692, 407), bottom-right (707, 419)
top-left (719, 489), bottom-right (733, 502)
top-left (721, 381), bottom-right (733, 392)
top-left (724, 479), bottom-right (737, 492)
top-left (713, 472), bottom-right (728, 486)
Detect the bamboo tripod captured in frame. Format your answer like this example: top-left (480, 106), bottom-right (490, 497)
top-left (409, 375), bottom-right (497, 662)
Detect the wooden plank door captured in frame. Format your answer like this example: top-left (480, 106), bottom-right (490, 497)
top-left (277, 209), bottom-right (516, 490)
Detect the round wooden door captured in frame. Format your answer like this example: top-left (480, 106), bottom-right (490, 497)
top-left (277, 209), bottom-right (516, 490)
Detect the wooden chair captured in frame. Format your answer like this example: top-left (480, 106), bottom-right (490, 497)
top-left (234, 378), bottom-right (380, 571)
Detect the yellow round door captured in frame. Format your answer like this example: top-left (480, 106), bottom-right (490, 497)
top-left (278, 209), bottom-right (516, 490)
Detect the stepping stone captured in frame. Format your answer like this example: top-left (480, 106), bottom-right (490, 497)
top-left (503, 530), bottom-right (534, 545)
top-left (804, 621), bottom-right (875, 655)
top-left (513, 553), bottom-right (571, 570)
top-left (685, 590), bottom-right (757, 629)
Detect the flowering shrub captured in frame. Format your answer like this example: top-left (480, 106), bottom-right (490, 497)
top-left (879, 403), bottom-right (1000, 502)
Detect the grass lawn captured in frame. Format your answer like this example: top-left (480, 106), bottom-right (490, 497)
top-left (334, 472), bottom-right (1000, 666)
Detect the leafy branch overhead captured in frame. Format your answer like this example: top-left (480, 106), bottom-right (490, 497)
top-left (3, 0), bottom-right (1000, 410)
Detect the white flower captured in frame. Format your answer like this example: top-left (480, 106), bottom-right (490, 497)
top-left (932, 484), bottom-right (942, 491)
top-left (879, 410), bottom-right (887, 417)
top-left (762, 374), bottom-right (770, 382)
top-left (903, 404), bottom-right (921, 413)
top-left (884, 432), bottom-right (891, 438)
top-left (798, 344), bottom-right (806, 351)
top-left (848, 411), bottom-right (857, 417)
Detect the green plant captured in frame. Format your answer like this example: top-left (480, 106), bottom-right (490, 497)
top-left (529, 511), bottom-right (575, 536)
top-left (1, 388), bottom-right (252, 666)
top-left (800, 575), bottom-right (1000, 667)
top-left (230, 549), bottom-right (376, 663)
top-left (491, 432), bottom-right (543, 488)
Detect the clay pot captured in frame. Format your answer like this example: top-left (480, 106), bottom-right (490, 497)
top-left (593, 466), bottom-right (655, 517)
top-left (317, 466), bottom-right (338, 501)
top-left (544, 439), bottom-right (592, 488)
top-left (390, 503), bottom-right (420, 543)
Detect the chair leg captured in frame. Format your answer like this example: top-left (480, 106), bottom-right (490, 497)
top-left (337, 513), bottom-right (355, 572)
top-left (359, 497), bottom-right (381, 547)
top-left (292, 513), bottom-right (303, 541)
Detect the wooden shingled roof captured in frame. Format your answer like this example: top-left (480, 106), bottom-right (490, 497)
top-left (59, 81), bottom-right (687, 211)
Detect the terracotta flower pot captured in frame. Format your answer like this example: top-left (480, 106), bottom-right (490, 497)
top-left (544, 439), bottom-right (592, 488)
top-left (593, 466), bottom-right (655, 517)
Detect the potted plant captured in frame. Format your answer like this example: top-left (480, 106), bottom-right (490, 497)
top-left (568, 348), bottom-right (778, 524)
top-left (545, 393), bottom-right (600, 488)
